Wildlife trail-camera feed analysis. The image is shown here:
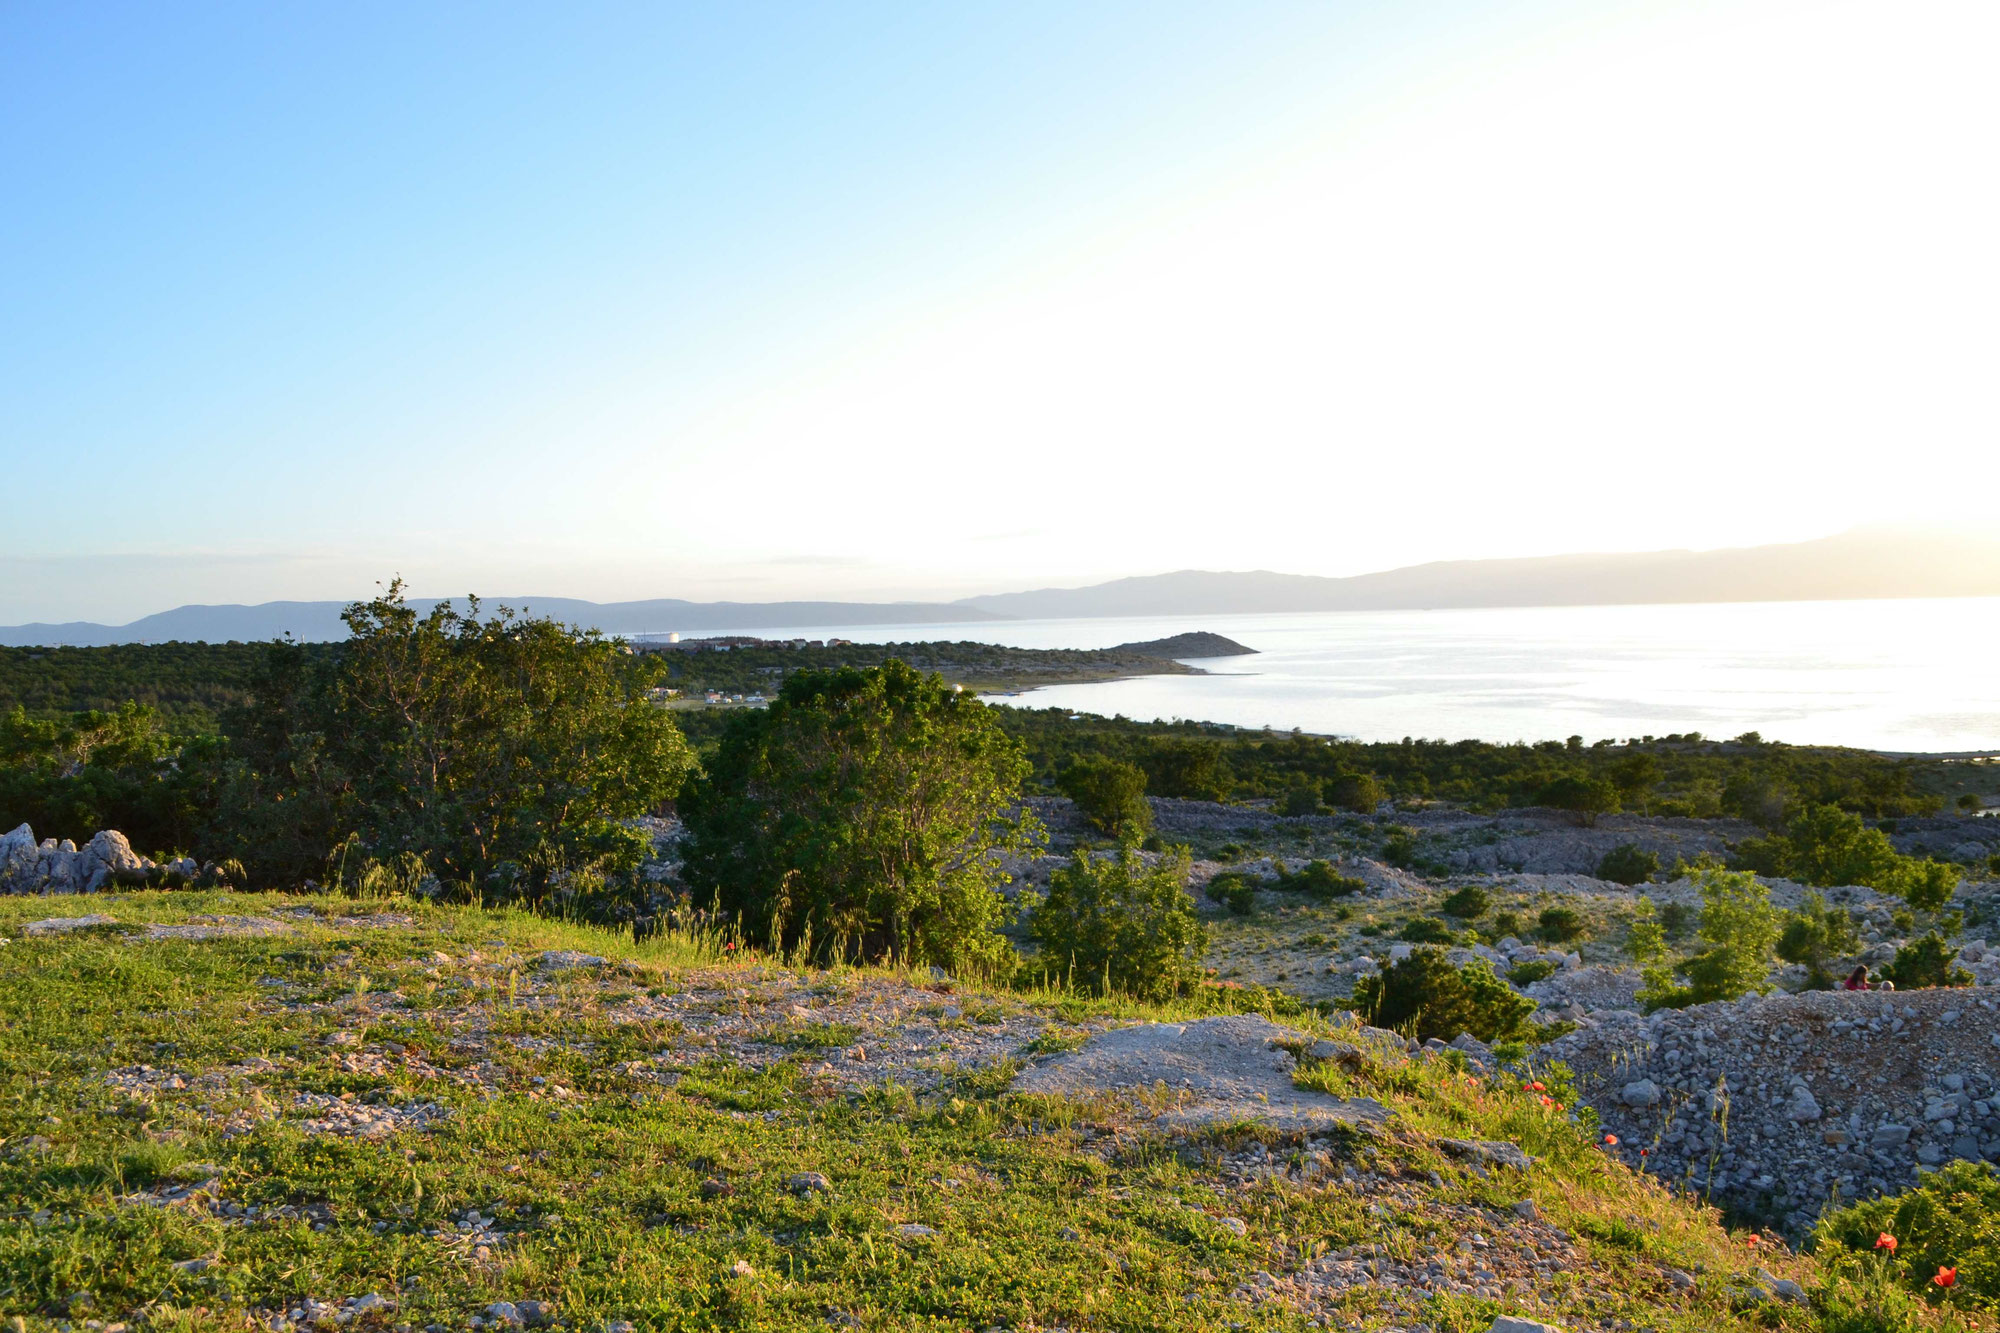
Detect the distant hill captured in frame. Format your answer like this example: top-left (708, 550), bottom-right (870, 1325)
top-left (0, 598), bottom-right (999, 648)
top-left (955, 528), bottom-right (2000, 619)
top-left (7, 528), bottom-right (1995, 646)
top-left (1109, 632), bottom-right (1256, 658)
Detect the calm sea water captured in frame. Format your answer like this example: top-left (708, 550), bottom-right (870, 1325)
top-left (667, 598), bottom-right (2000, 752)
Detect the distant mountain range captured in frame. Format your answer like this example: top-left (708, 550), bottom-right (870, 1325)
top-left (5, 528), bottom-right (1996, 647)
top-left (0, 598), bottom-right (1000, 648)
top-left (955, 528), bottom-right (2000, 619)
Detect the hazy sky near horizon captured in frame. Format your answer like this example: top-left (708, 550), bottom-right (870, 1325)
top-left (4, 1), bottom-right (1995, 624)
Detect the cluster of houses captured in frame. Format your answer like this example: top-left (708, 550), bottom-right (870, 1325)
top-left (636, 633), bottom-right (854, 654)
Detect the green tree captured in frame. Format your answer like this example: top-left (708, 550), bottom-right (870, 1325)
top-left (1639, 865), bottom-right (1780, 1010)
top-left (1057, 756), bottom-right (1152, 841)
top-left (224, 585), bottom-right (696, 903)
top-left (1027, 846), bottom-right (1207, 1001)
top-left (681, 659), bottom-right (1036, 974)
top-left (1325, 772), bottom-right (1383, 814)
top-left (1736, 802), bottom-right (1960, 909)
top-left (1537, 774), bottom-right (1620, 827)
top-left (1351, 948), bottom-right (1536, 1043)
top-left (1775, 891), bottom-right (1862, 988)
top-left (1626, 899), bottom-right (1666, 966)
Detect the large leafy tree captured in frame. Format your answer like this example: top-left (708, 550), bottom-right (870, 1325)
top-left (681, 660), bottom-right (1037, 974)
top-left (224, 582), bottom-right (695, 899)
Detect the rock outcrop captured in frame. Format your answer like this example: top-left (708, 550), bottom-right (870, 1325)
top-left (0, 823), bottom-right (194, 894)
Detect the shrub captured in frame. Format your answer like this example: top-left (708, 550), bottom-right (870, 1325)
top-left (1538, 906), bottom-right (1585, 943)
top-left (1381, 828), bottom-right (1419, 868)
top-left (1027, 846), bottom-right (1208, 1002)
top-left (1326, 772), bottom-right (1383, 813)
top-left (1399, 917), bottom-right (1456, 944)
top-left (1626, 900), bottom-right (1666, 966)
top-left (1206, 871), bottom-right (1256, 916)
top-left (682, 660), bottom-right (1036, 974)
top-left (1057, 757), bottom-right (1151, 841)
top-left (1275, 859), bottom-right (1366, 900)
top-left (1492, 910), bottom-right (1523, 939)
top-left (1776, 891), bottom-right (1862, 988)
top-left (1350, 947), bottom-right (1537, 1043)
top-left (1597, 843), bottom-right (1659, 886)
top-left (1278, 783), bottom-right (1321, 817)
top-left (1440, 885), bottom-right (1489, 919)
top-left (1658, 901), bottom-right (1695, 938)
top-left (1882, 933), bottom-right (1973, 990)
top-left (1507, 958), bottom-right (1558, 986)
top-left (1817, 1161), bottom-right (2000, 1307)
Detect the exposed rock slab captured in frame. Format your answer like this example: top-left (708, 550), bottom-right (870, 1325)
top-left (1012, 1014), bottom-right (1388, 1129)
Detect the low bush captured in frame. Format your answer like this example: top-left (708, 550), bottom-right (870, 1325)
top-left (1026, 846), bottom-right (1208, 1002)
top-left (1882, 932), bottom-right (1974, 991)
top-left (1776, 891), bottom-right (1862, 988)
top-left (1816, 1160), bottom-right (2000, 1309)
top-left (1735, 803), bottom-right (1960, 909)
top-left (1274, 859), bottom-right (1367, 899)
top-left (1399, 917), bottom-right (1457, 945)
top-left (1349, 946), bottom-right (1536, 1043)
top-left (1278, 783), bottom-right (1321, 817)
top-left (1493, 910), bottom-right (1523, 939)
top-left (1538, 906), bottom-right (1585, 943)
top-left (1506, 958), bottom-right (1558, 986)
top-left (1381, 828), bottom-right (1419, 868)
top-left (1597, 843), bottom-right (1659, 886)
top-left (1440, 885), bottom-right (1489, 919)
top-left (1205, 871), bottom-right (1256, 916)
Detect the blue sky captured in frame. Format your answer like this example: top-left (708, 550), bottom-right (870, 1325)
top-left (4, 1), bottom-right (1994, 622)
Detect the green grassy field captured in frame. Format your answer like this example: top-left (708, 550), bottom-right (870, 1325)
top-left (0, 892), bottom-right (1972, 1333)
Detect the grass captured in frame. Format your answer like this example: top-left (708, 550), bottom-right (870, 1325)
top-left (0, 891), bottom-right (1990, 1332)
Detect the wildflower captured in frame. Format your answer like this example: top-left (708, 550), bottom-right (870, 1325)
top-left (1638, 1148), bottom-right (1649, 1157)
top-left (1529, 1081), bottom-right (1545, 1092)
top-left (1874, 1233), bottom-right (1898, 1255)
top-left (1935, 1267), bottom-right (1957, 1289)
top-left (1603, 1134), bottom-right (1619, 1146)
top-left (1745, 1235), bottom-right (1760, 1247)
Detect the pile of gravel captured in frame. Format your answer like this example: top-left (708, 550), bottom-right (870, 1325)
top-left (1544, 987), bottom-right (2000, 1232)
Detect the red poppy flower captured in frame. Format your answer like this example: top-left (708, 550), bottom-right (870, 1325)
top-left (1745, 1235), bottom-right (1760, 1247)
top-left (1935, 1267), bottom-right (1957, 1288)
top-left (1603, 1134), bottom-right (1619, 1146)
top-left (1875, 1233), bottom-right (1898, 1255)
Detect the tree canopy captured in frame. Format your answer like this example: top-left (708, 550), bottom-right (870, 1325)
top-left (680, 660), bottom-right (1037, 974)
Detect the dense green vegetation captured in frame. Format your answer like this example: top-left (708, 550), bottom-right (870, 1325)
top-left (1024, 846), bottom-right (1208, 1001)
top-left (991, 709), bottom-right (1955, 818)
top-left (681, 660), bottom-right (1036, 974)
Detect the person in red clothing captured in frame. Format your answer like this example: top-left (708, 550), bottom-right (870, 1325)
top-left (1842, 965), bottom-right (1872, 991)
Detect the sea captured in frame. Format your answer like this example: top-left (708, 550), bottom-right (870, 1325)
top-left (662, 598), bottom-right (2000, 753)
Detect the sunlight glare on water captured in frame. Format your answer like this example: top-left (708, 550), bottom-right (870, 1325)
top-left (674, 598), bottom-right (2000, 751)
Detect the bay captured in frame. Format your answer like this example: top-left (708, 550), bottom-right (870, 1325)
top-left (665, 597), bottom-right (2000, 752)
